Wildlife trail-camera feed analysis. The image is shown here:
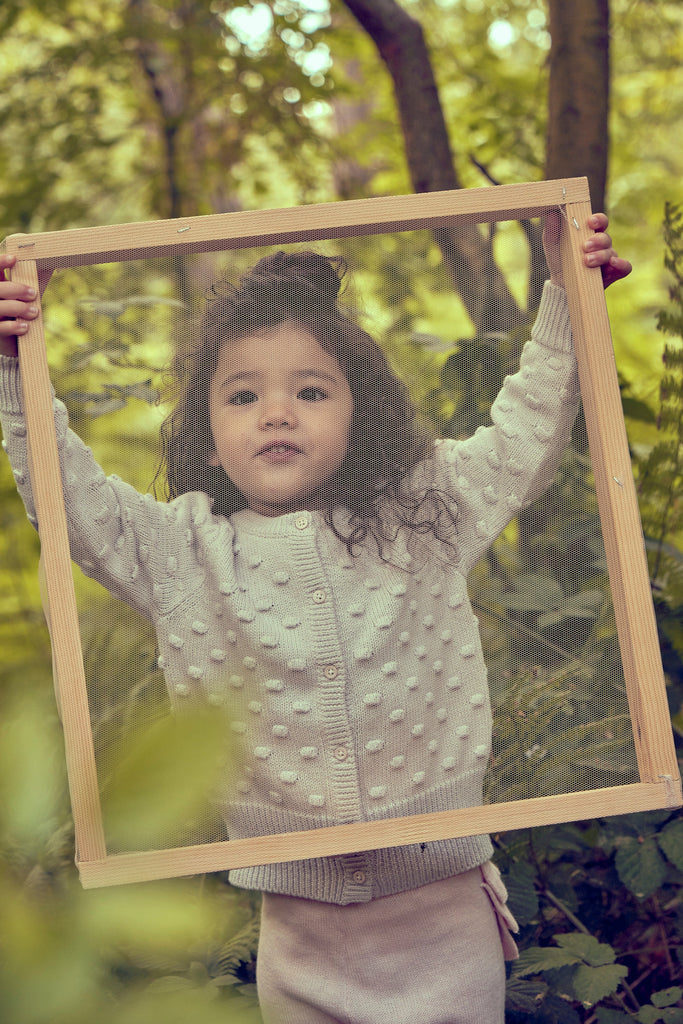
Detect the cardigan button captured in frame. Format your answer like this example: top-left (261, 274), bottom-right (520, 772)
top-left (333, 746), bottom-right (348, 761)
top-left (295, 515), bottom-right (309, 530)
top-left (323, 665), bottom-right (338, 680)
top-left (312, 589), bottom-right (327, 604)
top-left (352, 870), bottom-right (366, 884)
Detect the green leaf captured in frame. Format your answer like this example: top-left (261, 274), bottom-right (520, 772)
top-left (555, 932), bottom-right (617, 967)
top-left (85, 395), bottom-right (128, 417)
top-left (145, 976), bottom-right (197, 993)
top-left (82, 880), bottom-right (222, 952)
top-left (498, 591), bottom-right (550, 613)
top-left (542, 994), bottom-right (583, 1024)
top-left (543, 964), bottom-right (578, 998)
top-left (101, 710), bottom-right (232, 849)
top-left (615, 836), bottom-right (668, 899)
top-left (564, 589), bottom-right (605, 615)
top-left (503, 574), bottom-right (567, 612)
top-left (661, 616), bottom-right (683, 660)
top-left (658, 819), bottom-right (683, 872)
top-left (504, 976), bottom-right (548, 1014)
top-left (537, 610), bottom-right (566, 628)
top-left (514, 945), bottom-right (582, 977)
top-left (637, 1009), bottom-right (662, 1024)
top-left (636, 1009), bottom-right (683, 1024)
top-left (213, 911), bottom-right (262, 976)
top-left (622, 395), bottom-right (657, 424)
top-left (652, 988), bottom-right (683, 1009)
top-left (596, 1009), bottom-right (632, 1024)
top-left (505, 860), bottom-right (539, 926)
top-left (572, 963), bottom-right (629, 1006)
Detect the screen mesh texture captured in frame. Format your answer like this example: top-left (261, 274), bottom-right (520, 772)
top-left (37, 219), bottom-right (638, 858)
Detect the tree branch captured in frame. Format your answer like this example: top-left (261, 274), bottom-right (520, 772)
top-left (127, 0), bottom-right (186, 219)
top-left (341, 0), bottom-right (524, 332)
top-left (341, 0), bottom-right (459, 194)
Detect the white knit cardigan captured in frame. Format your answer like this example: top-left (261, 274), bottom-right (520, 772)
top-left (0, 282), bottom-right (578, 904)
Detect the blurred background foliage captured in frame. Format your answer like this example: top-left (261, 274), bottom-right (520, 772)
top-left (0, 1), bottom-right (682, 1021)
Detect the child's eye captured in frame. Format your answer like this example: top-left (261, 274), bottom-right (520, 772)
top-left (228, 390), bottom-right (257, 406)
top-left (298, 386), bottom-right (328, 402)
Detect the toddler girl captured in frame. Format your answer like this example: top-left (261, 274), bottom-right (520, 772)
top-left (0, 213), bottom-right (629, 1024)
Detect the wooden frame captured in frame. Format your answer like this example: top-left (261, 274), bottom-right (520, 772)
top-left (5, 177), bottom-right (680, 889)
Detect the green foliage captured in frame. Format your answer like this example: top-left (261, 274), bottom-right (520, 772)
top-left (637, 204), bottom-right (683, 555)
top-left (486, 662), bottom-right (637, 805)
top-left (101, 710), bottom-right (233, 851)
top-left (434, 319), bottom-right (526, 437)
top-left (0, 3), bottom-right (682, 1022)
top-left (498, 809), bottom-right (683, 1023)
top-left (634, 989), bottom-right (683, 1024)
top-left (0, 689), bottom-right (263, 1024)
top-left (516, 932), bottom-right (629, 1006)
top-left (635, 203), bottom-right (683, 728)
top-left (0, 0), bottom-right (336, 233)
top-left (497, 203), bottom-right (683, 1024)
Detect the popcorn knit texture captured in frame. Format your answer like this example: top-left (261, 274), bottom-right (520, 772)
top-left (0, 282), bottom-right (578, 905)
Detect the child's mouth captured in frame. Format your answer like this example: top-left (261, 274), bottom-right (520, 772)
top-left (257, 442), bottom-right (302, 462)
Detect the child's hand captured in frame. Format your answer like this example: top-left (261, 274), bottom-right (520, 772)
top-left (543, 211), bottom-right (632, 291)
top-left (583, 212), bottom-right (632, 288)
top-left (0, 255), bottom-right (40, 358)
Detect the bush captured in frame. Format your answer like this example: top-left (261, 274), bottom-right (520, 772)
top-left (497, 203), bottom-right (683, 1023)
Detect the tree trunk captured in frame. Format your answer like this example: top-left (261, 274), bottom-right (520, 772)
top-left (127, 0), bottom-right (188, 221)
top-left (341, 0), bottom-right (523, 334)
top-left (545, 0), bottom-right (610, 212)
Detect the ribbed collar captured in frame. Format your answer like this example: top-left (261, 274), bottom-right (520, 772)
top-left (229, 507), bottom-right (325, 537)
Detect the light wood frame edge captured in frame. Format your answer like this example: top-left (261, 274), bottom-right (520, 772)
top-left (561, 200), bottom-right (679, 785)
top-left (11, 259), bottom-right (107, 861)
top-left (7, 178), bottom-right (680, 887)
top-left (5, 178), bottom-right (586, 266)
top-left (76, 779), bottom-right (682, 888)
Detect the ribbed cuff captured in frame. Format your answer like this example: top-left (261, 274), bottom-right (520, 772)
top-left (0, 353), bottom-right (24, 415)
top-left (531, 281), bottom-right (573, 354)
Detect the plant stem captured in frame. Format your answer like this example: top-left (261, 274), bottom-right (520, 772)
top-left (541, 886), bottom-right (642, 1012)
top-left (542, 886), bottom-right (590, 934)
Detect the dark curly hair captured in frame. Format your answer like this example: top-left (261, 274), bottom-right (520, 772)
top-left (157, 250), bottom-right (457, 557)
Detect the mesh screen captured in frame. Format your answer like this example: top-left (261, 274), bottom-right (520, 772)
top-left (38, 219), bottom-right (638, 859)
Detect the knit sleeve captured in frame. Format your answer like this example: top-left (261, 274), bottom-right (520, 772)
top-left (428, 281), bottom-right (581, 574)
top-left (0, 353), bottom-right (213, 618)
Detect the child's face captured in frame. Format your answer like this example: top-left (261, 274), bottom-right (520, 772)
top-left (208, 322), bottom-right (354, 517)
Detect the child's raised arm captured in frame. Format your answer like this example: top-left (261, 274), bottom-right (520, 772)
top-left (427, 213), bottom-right (630, 574)
top-left (0, 252), bottom-right (223, 623)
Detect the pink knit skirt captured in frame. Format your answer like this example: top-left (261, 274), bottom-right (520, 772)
top-left (256, 861), bottom-right (518, 1024)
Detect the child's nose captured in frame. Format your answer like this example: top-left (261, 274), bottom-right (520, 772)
top-left (259, 397), bottom-right (298, 430)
